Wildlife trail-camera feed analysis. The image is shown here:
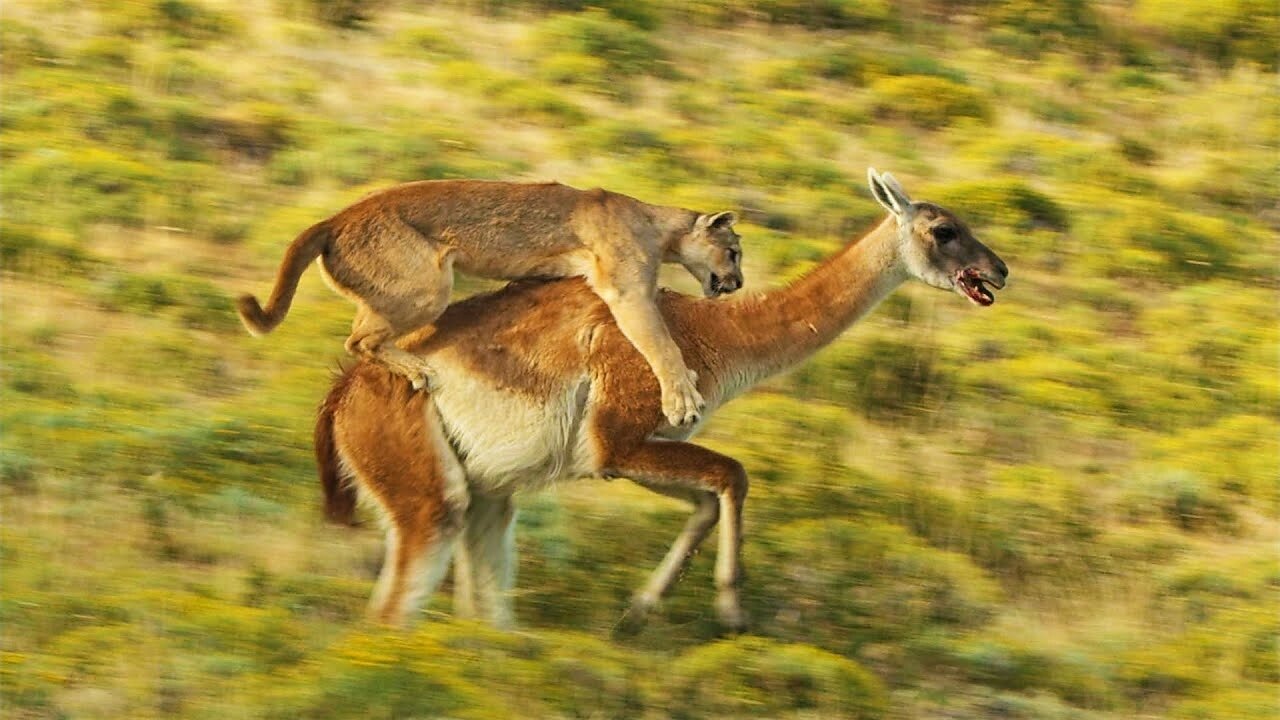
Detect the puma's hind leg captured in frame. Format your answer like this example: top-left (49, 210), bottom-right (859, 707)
top-left (347, 306), bottom-right (442, 390)
top-left (332, 242), bottom-right (457, 390)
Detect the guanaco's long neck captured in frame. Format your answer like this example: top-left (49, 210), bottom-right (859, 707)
top-left (706, 216), bottom-right (908, 392)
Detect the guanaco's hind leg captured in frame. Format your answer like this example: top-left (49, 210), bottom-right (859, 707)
top-left (452, 494), bottom-right (518, 629)
top-left (368, 518), bottom-right (458, 625)
top-left (332, 372), bottom-right (470, 625)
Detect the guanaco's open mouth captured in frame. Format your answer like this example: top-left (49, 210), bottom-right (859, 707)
top-left (956, 267), bottom-right (999, 306)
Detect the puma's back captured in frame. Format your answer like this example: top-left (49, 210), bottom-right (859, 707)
top-left (330, 180), bottom-right (667, 279)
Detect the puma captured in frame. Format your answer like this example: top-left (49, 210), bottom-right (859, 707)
top-left (237, 179), bottom-right (744, 426)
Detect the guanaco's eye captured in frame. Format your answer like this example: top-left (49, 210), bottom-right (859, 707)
top-left (933, 225), bottom-right (957, 244)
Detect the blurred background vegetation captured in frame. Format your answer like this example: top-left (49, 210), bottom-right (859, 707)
top-left (2, 0), bottom-right (1277, 718)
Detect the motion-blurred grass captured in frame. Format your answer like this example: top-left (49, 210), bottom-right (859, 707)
top-left (2, 1), bottom-right (1277, 718)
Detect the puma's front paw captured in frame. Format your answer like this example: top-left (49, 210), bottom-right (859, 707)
top-left (661, 370), bottom-right (705, 427)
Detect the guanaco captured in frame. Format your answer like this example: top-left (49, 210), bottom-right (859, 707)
top-left (316, 170), bottom-right (1008, 630)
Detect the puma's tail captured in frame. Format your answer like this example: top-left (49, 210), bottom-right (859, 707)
top-left (237, 221), bottom-right (331, 336)
top-left (316, 368), bottom-right (359, 526)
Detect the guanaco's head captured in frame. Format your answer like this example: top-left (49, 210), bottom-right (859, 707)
top-left (868, 168), bottom-right (1008, 306)
top-left (678, 210), bottom-right (744, 298)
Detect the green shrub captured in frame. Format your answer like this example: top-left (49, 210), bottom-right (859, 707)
top-left (529, 633), bottom-right (650, 718)
top-left (95, 272), bottom-right (177, 313)
top-left (1073, 197), bottom-right (1262, 281)
top-left (77, 36), bottom-right (135, 74)
top-left (1136, 0), bottom-right (1280, 69)
top-left (958, 466), bottom-right (1100, 581)
top-left (791, 332), bottom-right (953, 421)
top-left (435, 60), bottom-right (587, 126)
top-left (1117, 469), bottom-right (1239, 534)
top-left (163, 100), bottom-right (296, 161)
top-left (1108, 67), bottom-right (1166, 90)
top-left (573, 119), bottom-right (674, 156)
top-left (705, 394), bottom-right (852, 490)
top-left (270, 627), bottom-right (510, 718)
top-left (530, 9), bottom-right (666, 80)
top-left (1, 351), bottom-right (76, 400)
top-left (97, 0), bottom-right (242, 45)
top-left (0, 19), bottom-right (57, 73)
top-left (176, 279), bottom-right (239, 332)
top-left (0, 449), bottom-right (38, 494)
top-left (537, 50), bottom-right (637, 100)
top-left (983, 0), bottom-right (1100, 49)
top-left (929, 177), bottom-right (1068, 232)
top-left (750, 519), bottom-right (1000, 649)
top-left (801, 41), bottom-right (867, 84)
top-left (1241, 628), bottom-right (1279, 683)
top-left (669, 636), bottom-right (886, 718)
top-left (1, 146), bottom-right (162, 228)
top-left (213, 102), bottom-right (297, 159)
top-left (927, 631), bottom-right (1123, 710)
top-left (862, 50), bottom-right (968, 84)
top-left (1097, 525), bottom-right (1189, 569)
top-left (1117, 135), bottom-right (1159, 165)
top-left (0, 223), bottom-right (94, 278)
top-left (952, 130), bottom-right (1103, 183)
top-left (949, 636), bottom-right (1055, 691)
top-left (1114, 642), bottom-right (1205, 700)
top-left (537, 50), bottom-right (609, 84)
top-left (1171, 687), bottom-right (1280, 720)
top-left (281, 0), bottom-right (385, 29)
top-left (739, 0), bottom-right (892, 29)
top-left (1157, 555), bottom-right (1274, 606)
top-left (245, 571), bottom-right (367, 621)
top-left (870, 75), bottom-right (992, 129)
top-left (386, 25), bottom-right (467, 59)
top-left (1147, 415), bottom-right (1280, 508)
top-left (155, 49), bottom-right (228, 96)
top-left (1189, 151), bottom-right (1280, 213)
top-left (490, 84), bottom-right (587, 126)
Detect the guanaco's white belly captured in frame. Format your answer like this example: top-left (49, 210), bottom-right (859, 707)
top-left (428, 359), bottom-right (598, 494)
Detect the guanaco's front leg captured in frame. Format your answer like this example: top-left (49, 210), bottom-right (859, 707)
top-left (604, 440), bottom-right (749, 633)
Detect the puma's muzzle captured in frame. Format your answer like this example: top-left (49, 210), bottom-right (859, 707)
top-left (708, 271), bottom-right (743, 297)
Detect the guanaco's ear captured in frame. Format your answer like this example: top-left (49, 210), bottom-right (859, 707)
top-left (867, 167), bottom-right (911, 219)
top-left (698, 211), bottom-right (738, 230)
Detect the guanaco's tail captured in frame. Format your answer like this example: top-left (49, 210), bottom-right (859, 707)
top-left (237, 221), bottom-right (331, 336)
top-left (316, 369), bottom-right (359, 526)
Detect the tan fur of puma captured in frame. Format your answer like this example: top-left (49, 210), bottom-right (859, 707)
top-left (238, 179), bottom-right (743, 426)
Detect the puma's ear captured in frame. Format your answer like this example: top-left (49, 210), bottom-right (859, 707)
top-left (867, 167), bottom-right (910, 219)
top-left (698, 211), bottom-right (738, 230)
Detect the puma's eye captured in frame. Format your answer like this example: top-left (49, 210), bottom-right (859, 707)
top-left (933, 225), bottom-right (957, 244)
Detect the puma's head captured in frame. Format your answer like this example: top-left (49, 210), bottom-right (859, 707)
top-left (679, 210), bottom-right (744, 298)
top-left (867, 168), bottom-right (1008, 306)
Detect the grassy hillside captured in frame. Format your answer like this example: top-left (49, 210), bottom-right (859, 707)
top-left (2, 1), bottom-right (1277, 718)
